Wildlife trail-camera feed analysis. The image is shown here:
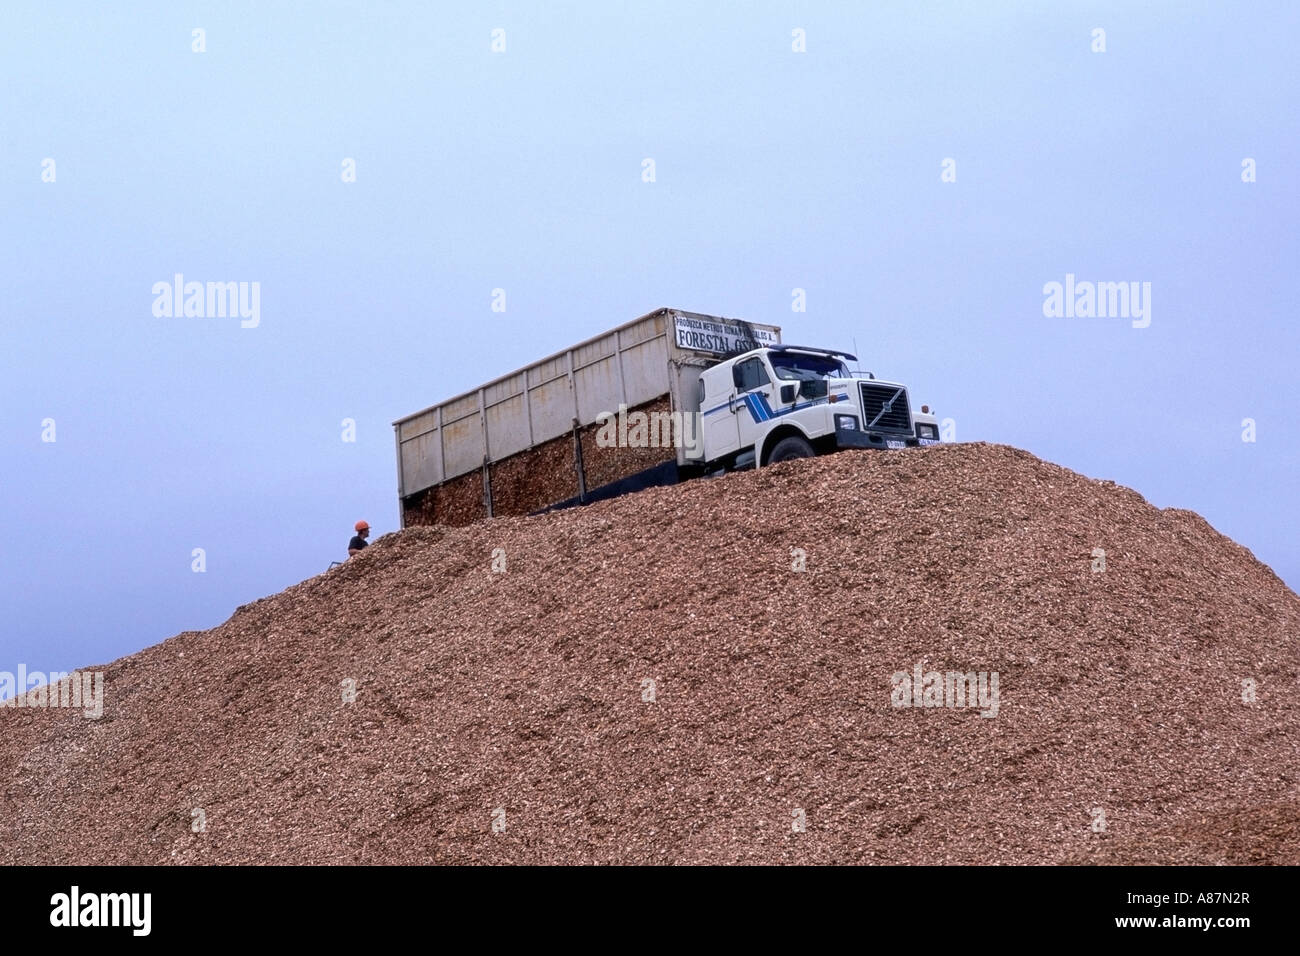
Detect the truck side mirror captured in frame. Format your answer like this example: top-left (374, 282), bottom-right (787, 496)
top-left (780, 384), bottom-right (797, 404)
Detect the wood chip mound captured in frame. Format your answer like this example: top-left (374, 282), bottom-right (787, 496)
top-left (2, 442), bottom-right (1297, 865)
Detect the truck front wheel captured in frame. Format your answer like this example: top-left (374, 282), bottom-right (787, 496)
top-left (766, 435), bottom-right (815, 464)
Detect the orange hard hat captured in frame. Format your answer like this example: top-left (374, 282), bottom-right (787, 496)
top-left (355, 520), bottom-right (370, 531)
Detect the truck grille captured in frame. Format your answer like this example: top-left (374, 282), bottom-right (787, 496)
top-left (860, 383), bottom-right (912, 433)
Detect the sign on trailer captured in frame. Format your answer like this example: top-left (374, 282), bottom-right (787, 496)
top-left (673, 314), bottom-right (779, 356)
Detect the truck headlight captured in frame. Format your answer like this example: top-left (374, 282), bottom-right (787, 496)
top-left (916, 422), bottom-right (938, 440)
top-left (835, 414), bottom-right (860, 432)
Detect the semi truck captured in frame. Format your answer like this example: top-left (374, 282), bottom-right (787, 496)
top-left (393, 307), bottom-right (939, 527)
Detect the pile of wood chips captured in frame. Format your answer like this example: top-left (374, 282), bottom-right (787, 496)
top-left (2, 442), bottom-right (1297, 864)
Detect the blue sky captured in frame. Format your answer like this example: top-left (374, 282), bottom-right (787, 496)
top-left (2, 1), bottom-right (1297, 679)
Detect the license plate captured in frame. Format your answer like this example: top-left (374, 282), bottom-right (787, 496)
top-left (886, 440), bottom-right (906, 449)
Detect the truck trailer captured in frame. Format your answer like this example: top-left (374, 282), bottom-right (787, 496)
top-left (393, 307), bottom-right (939, 527)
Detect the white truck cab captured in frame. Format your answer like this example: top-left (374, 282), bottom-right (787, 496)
top-left (693, 345), bottom-right (939, 469)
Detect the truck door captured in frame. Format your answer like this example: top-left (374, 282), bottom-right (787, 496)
top-left (699, 364), bottom-right (740, 461)
top-left (732, 356), bottom-right (775, 453)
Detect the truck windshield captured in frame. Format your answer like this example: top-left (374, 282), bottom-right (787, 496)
top-left (769, 353), bottom-right (850, 380)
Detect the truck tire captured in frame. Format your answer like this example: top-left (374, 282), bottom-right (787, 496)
top-left (766, 434), bottom-right (815, 464)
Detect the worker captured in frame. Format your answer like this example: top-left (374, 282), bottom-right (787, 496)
top-left (348, 520), bottom-right (370, 557)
